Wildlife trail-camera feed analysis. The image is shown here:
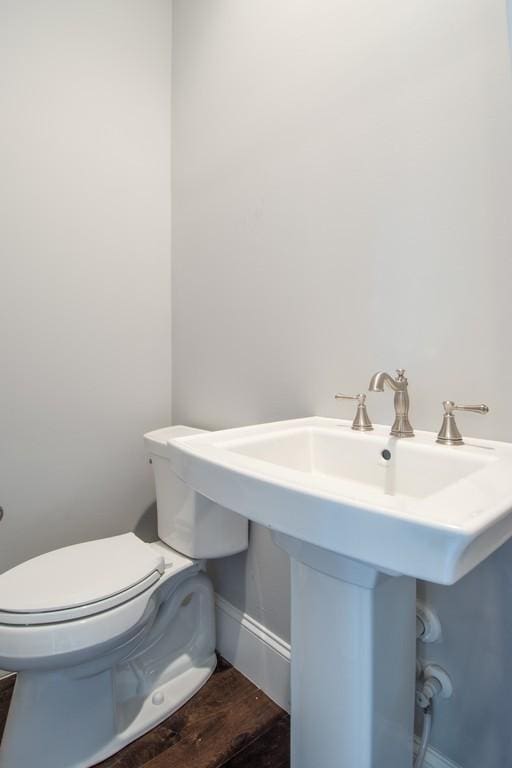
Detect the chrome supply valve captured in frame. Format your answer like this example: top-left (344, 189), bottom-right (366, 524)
top-left (416, 664), bottom-right (453, 707)
top-left (436, 401), bottom-right (489, 446)
top-left (334, 393), bottom-right (373, 432)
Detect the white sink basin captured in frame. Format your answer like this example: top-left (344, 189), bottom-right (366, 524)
top-left (169, 416), bottom-right (512, 768)
top-left (169, 416), bottom-right (512, 584)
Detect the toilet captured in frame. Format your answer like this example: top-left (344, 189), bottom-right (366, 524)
top-left (0, 426), bottom-right (248, 768)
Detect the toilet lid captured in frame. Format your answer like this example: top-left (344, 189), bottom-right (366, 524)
top-left (0, 533), bottom-right (165, 624)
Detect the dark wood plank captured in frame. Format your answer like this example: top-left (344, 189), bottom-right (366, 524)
top-left (220, 715), bottom-right (290, 768)
top-left (96, 720), bottom-right (180, 768)
top-left (0, 676), bottom-right (15, 694)
top-left (0, 676), bottom-right (15, 741)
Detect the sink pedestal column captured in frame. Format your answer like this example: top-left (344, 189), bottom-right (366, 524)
top-left (273, 533), bottom-right (416, 768)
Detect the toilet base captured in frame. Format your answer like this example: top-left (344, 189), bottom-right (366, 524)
top-left (0, 656), bottom-right (216, 768)
top-left (0, 572), bottom-right (217, 768)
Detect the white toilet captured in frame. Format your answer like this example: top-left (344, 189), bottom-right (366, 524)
top-left (0, 426), bottom-right (248, 768)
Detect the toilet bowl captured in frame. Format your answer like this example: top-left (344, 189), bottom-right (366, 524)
top-left (0, 426), bottom-right (248, 768)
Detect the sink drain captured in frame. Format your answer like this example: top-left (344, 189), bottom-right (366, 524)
top-left (381, 449), bottom-right (392, 461)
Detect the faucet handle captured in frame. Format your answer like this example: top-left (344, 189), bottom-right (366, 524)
top-left (442, 401), bottom-right (489, 416)
top-left (436, 400), bottom-right (489, 446)
top-left (335, 392), bottom-right (366, 404)
top-left (335, 393), bottom-right (373, 432)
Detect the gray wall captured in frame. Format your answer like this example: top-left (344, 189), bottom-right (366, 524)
top-left (0, 0), bottom-right (172, 570)
top-left (172, 2), bottom-right (512, 766)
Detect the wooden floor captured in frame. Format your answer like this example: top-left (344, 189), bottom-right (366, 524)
top-left (0, 657), bottom-right (290, 768)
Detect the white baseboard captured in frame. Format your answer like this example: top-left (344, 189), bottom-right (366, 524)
top-left (215, 594), bottom-right (461, 768)
top-left (418, 741), bottom-right (462, 768)
top-left (215, 594), bottom-right (291, 712)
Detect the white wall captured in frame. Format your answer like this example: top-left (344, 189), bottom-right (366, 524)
top-left (0, 0), bottom-right (172, 570)
top-left (172, 2), bottom-right (512, 766)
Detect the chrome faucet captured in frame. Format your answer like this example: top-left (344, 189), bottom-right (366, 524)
top-left (436, 400), bottom-right (489, 446)
top-left (368, 369), bottom-right (414, 438)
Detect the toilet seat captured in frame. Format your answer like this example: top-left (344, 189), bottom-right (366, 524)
top-left (0, 548), bottom-right (201, 670)
top-left (0, 533), bottom-right (165, 625)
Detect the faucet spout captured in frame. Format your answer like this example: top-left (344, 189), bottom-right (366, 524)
top-left (368, 369), bottom-right (414, 438)
top-left (368, 371), bottom-right (402, 393)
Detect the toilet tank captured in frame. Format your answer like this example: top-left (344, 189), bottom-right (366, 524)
top-left (144, 426), bottom-right (248, 559)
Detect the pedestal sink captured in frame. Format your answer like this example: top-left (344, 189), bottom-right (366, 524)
top-left (168, 417), bottom-right (512, 768)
